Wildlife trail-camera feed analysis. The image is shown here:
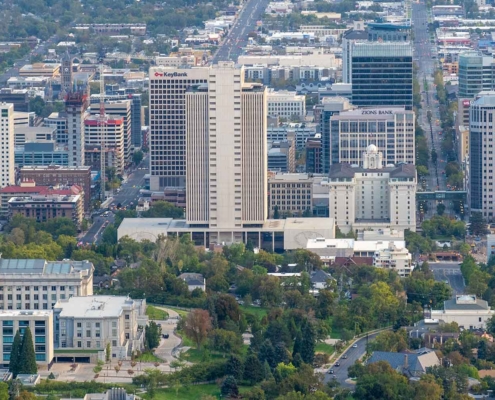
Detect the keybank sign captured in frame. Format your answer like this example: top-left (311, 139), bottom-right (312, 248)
top-left (154, 72), bottom-right (188, 78)
top-left (361, 110), bottom-right (394, 115)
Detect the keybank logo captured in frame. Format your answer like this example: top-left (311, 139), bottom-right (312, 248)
top-left (154, 72), bottom-right (188, 77)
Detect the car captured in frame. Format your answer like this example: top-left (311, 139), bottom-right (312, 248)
top-left (335, 362), bottom-right (340, 367)
top-left (342, 354), bottom-right (348, 359)
top-left (328, 369), bottom-right (334, 374)
top-left (157, 323), bottom-right (162, 327)
top-left (352, 344), bottom-right (358, 348)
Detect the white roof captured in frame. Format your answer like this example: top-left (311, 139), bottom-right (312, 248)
top-left (0, 310), bottom-right (51, 317)
top-left (306, 238), bottom-right (406, 251)
top-left (55, 296), bottom-right (135, 318)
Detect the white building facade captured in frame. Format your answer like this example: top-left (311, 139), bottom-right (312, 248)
top-left (267, 90), bottom-right (306, 119)
top-left (431, 295), bottom-right (495, 330)
top-left (325, 145), bottom-right (417, 233)
top-left (330, 107), bottom-right (415, 166)
top-left (373, 242), bottom-right (413, 277)
top-left (0, 103), bottom-right (15, 188)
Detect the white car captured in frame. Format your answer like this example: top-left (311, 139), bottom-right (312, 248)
top-left (352, 344), bottom-right (358, 348)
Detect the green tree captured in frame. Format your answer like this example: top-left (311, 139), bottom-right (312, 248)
top-left (354, 361), bottom-right (412, 399)
top-left (133, 150), bottom-right (144, 166)
top-left (145, 321), bottom-right (161, 350)
top-left (18, 327), bottom-right (37, 375)
top-left (437, 203), bottom-right (446, 216)
top-left (470, 211), bottom-right (487, 236)
top-left (221, 375), bottom-right (239, 398)
top-left (226, 355), bottom-right (244, 381)
top-left (0, 382), bottom-right (8, 400)
top-left (141, 201), bottom-right (183, 218)
top-left (299, 320), bottom-right (316, 365)
top-left (244, 354), bottom-right (264, 384)
top-left (9, 331), bottom-right (22, 377)
top-left (184, 309), bottom-right (212, 350)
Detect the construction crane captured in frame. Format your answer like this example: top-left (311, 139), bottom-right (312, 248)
top-left (98, 62), bottom-right (108, 202)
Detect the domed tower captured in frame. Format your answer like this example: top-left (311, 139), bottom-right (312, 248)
top-left (363, 144), bottom-right (382, 169)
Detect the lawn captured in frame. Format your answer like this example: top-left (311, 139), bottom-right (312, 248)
top-left (135, 351), bottom-right (163, 362)
top-left (315, 342), bottom-right (335, 355)
top-left (182, 348), bottom-right (228, 363)
top-left (142, 384), bottom-right (251, 399)
top-left (146, 305), bottom-right (169, 320)
top-left (325, 317), bottom-right (342, 339)
top-left (164, 306), bottom-right (190, 318)
top-left (240, 304), bottom-right (268, 319)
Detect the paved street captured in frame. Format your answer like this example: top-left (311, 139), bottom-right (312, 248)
top-left (80, 212), bottom-right (115, 245)
top-left (153, 307), bottom-right (184, 363)
top-left (323, 332), bottom-right (384, 389)
top-left (429, 262), bottom-right (465, 296)
top-left (212, 0), bottom-right (271, 62)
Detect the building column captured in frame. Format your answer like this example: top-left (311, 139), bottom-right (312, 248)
top-left (272, 232), bottom-right (274, 252)
top-left (231, 231), bottom-right (234, 244)
top-left (258, 232), bottom-right (261, 249)
top-left (204, 232), bottom-right (206, 247)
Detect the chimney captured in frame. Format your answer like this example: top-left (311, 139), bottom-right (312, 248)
top-left (404, 354), bottom-right (408, 370)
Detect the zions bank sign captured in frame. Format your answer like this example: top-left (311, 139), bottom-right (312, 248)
top-left (361, 110), bottom-right (394, 115)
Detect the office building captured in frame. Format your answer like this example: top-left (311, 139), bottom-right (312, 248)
top-left (13, 112), bottom-right (34, 128)
top-left (314, 97), bottom-right (353, 173)
top-left (305, 136), bottom-right (322, 174)
top-left (65, 91), bottom-right (88, 167)
top-left (0, 104), bottom-right (14, 188)
top-left (268, 173), bottom-right (313, 217)
top-left (267, 122), bottom-right (316, 150)
top-left (469, 92), bottom-right (495, 221)
top-left (330, 107), bottom-right (415, 166)
top-left (267, 90), bottom-right (306, 119)
top-left (14, 126), bottom-right (56, 146)
top-left (19, 63), bottom-right (60, 78)
top-left (84, 116), bottom-right (125, 173)
top-left (0, 89), bottom-right (29, 112)
top-left (268, 140), bottom-right (295, 173)
top-left (44, 112), bottom-right (68, 144)
top-left (185, 62), bottom-right (267, 229)
top-left (326, 145), bottom-right (417, 233)
top-left (0, 310), bottom-right (53, 367)
top-left (350, 42), bottom-right (413, 110)
top-left (458, 52), bottom-right (495, 99)
top-left (8, 193), bottom-right (84, 226)
top-left (149, 66), bottom-right (209, 190)
top-left (431, 295), bottom-right (495, 330)
top-left (367, 22), bottom-right (411, 42)
top-left (0, 258), bottom-right (94, 310)
top-left (342, 29), bottom-right (368, 84)
top-left (19, 166), bottom-right (92, 211)
top-left (53, 296), bottom-right (146, 361)
top-left (15, 141), bottom-right (69, 167)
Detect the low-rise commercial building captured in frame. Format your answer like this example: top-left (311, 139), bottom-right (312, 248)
top-left (8, 194), bottom-right (84, 226)
top-left (0, 258), bottom-right (94, 311)
top-left (15, 141), bottom-right (69, 167)
top-left (268, 140), bottom-right (295, 173)
top-left (53, 296), bottom-right (146, 361)
top-left (14, 126), bottom-right (56, 146)
top-left (268, 173), bottom-right (313, 217)
top-left (19, 166), bottom-right (92, 211)
top-left (0, 310), bottom-right (53, 368)
top-left (19, 63), bottom-right (60, 78)
top-left (267, 90), bottom-right (306, 119)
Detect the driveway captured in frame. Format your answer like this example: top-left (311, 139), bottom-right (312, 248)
top-left (152, 307), bottom-right (184, 363)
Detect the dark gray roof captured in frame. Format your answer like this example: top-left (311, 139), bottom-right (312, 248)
top-left (310, 270), bottom-right (333, 283)
top-left (444, 298), bottom-right (489, 310)
top-left (368, 350), bottom-right (439, 375)
top-left (179, 273), bottom-right (205, 286)
top-left (328, 162), bottom-right (416, 179)
top-left (343, 29), bottom-right (368, 40)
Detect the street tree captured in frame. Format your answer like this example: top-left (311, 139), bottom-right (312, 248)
top-left (9, 331), bottom-right (22, 377)
top-left (18, 327), bottom-right (37, 375)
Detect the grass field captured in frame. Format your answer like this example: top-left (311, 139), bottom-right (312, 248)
top-left (240, 304), bottom-right (268, 319)
top-left (164, 306), bottom-right (190, 318)
top-left (146, 306), bottom-right (169, 320)
top-left (142, 384), bottom-right (251, 399)
top-left (315, 342), bottom-right (335, 355)
top-left (135, 351), bottom-right (163, 362)
top-left (182, 348), bottom-right (228, 363)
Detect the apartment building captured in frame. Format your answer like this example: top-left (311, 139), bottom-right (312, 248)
top-left (84, 116), bottom-right (125, 173)
top-left (325, 145), bottom-right (417, 233)
top-left (53, 296), bottom-right (146, 361)
top-left (0, 310), bottom-right (54, 367)
top-left (19, 166), bottom-right (92, 211)
top-left (65, 91), bottom-right (88, 167)
top-left (268, 173), bottom-right (313, 217)
top-left (0, 258), bottom-right (94, 310)
top-left (44, 112), bottom-right (68, 144)
top-left (185, 62), bottom-right (267, 231)
top-left (0, 103), bottom-right (14, 188)
top-left (330, 107), bottom-right (415, 166)
top-left (8, 194), bottom-right (84, 226)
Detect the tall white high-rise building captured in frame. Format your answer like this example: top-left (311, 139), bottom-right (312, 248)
top-left (0, 103), bottom-right (15, 187)
top-left (185, 62), bottom-right (267, 229)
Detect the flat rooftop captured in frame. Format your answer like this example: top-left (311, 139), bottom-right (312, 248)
top-left (0, 310), bottom-right (52, 317)
top-left (0, 259), bottom-right (92, 275)
top-left (55, 296), bottom-right (137, 318)
top-left (306, 238), bottom-right (406, 251)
